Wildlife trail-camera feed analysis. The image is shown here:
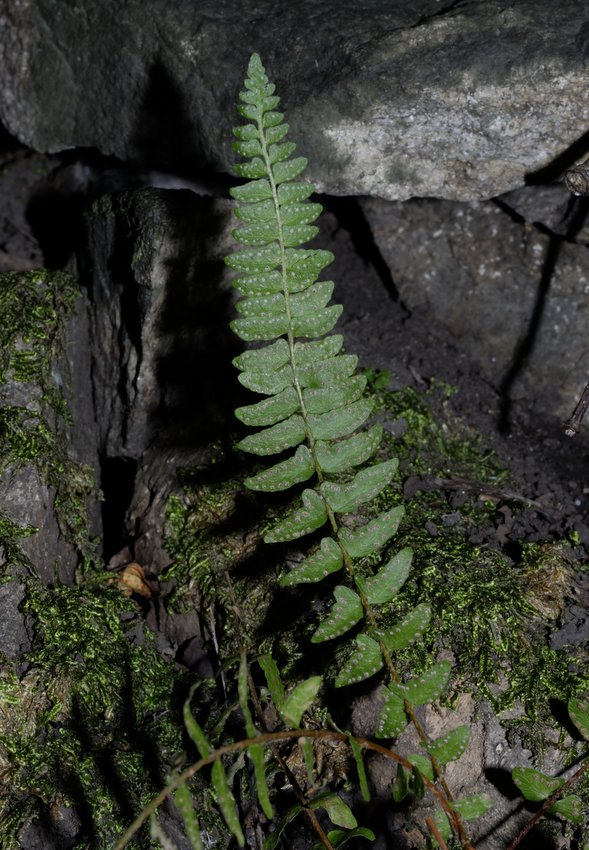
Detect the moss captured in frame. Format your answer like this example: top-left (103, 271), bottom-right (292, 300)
top-left (0, 270), bottom-right (99, 568)
top-left (0, 579), bottom-right (188, 849)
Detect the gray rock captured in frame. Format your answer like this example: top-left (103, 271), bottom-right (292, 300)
top-left (2, 1), bottom-right (589, 200)
top-left (360, 194), bottom-right (589, 420)
top-left (84, 188), bottom-right (236, 568)
top-left (0, 579), bottom-right (31, 657)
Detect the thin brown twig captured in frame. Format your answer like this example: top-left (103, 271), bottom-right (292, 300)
top-left (425, 815), bottom-right (449, 850)
top-left (111, 729), bottom-right (459, 850)
top-left (563, 380), bottom-right (589, 437)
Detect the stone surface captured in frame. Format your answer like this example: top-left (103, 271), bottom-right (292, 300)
top-left (361, 193), bottom-right (589, 420)
top-left (84, 188), bottom-right (237, 568)
top-left (2, 1), bottom-right (589, 200)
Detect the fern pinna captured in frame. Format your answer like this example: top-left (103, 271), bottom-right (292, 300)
top-left (226, 53), bottom-right (489, 847)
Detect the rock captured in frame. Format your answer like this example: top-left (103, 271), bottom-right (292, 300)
top-left (0, 271), bottom-right (100, 584)
top-left (2, 1), bottom-right (589, 200)
top-left (83, 188), bottom-right (237, 568)
top-left (360, 194), bottom-right (589, 420)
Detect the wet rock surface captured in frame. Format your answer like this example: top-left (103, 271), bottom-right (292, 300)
top-left (2, 1), bottom-right (589, 200)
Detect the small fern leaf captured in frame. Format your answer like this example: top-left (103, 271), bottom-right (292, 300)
top-left (310, 793), bottom-right (357, 829)
top-left (282, 224), bottom-right (320, 247)
top-left (286, 248), bottom-right (335, 290)
top-left (234, 198), bottom-right (274, 223)
top-left (431, 811), bottom-right (452, 848)
top-left (362, 547), bottom-right (413, 605)
top-left (377, 603), bottom-right (431, 652)
top-left (229, 178), bottom-right (273, 203)
top-left (281, 676), bottom-right (322, 727)
top-left (278, 182), bottom-right (315, 203)
top-left (339, 506), bottom-right (405, 559)
top-left (174, 782), bottom-right (204, 850)
top-left (512, 767), bottom-right (563, 801)
top-left (450, 794), bottom-right (493, 821)
top-left (298, 353), bottom-right (358, 385)
top-left (245, 445), bottom-right (314, 492)
top-left (280, 202), bottom-right (323, 226)
top-left (264, 488), bottom-right (328, 543)
top-left (273, 156), bottom-right (308, 183)
top-left (568, 697), bottom-right (589, 740)
top-left (290, 280), bottom-right (334, 314)
top-left (315, 425), bottom-right (383, 474)
top-left (258, 653), bottom-right (286, 710)
top-left (348, 737), bottom-right (370, 801)
top-left (183, 691), bottom-right (211, 758)
top-left (235, 291), bottom-right (285, 316)
top-left (376, 689), bottom-right (408, 738)
top-left (309, 398), bottom-right (374, 441)
top-left (233, 221), bottom-right (279, 246)
top-left (233, 270), bottom-right (283, 295)
top-left (235, 386), bottom-right (299, 427)
top-left (293, 334), bottom-right (343, 366)
top-left (293, 304), bottom-right (343, 337)
top-left (407, 754), bottom-right (435, 782)
top-left (226, 245), bottom-right (280, 274)
top-left (549, 795), bottom-right (584, 824)
top-left (233, 338), bottom-right (289, 372)
top-left (426, 725), bottom-right (470, 765)
top-left (391, 661), bottom-right (452, 706)
top-left (320, 459), bottom-right (397, 514)
top-left (231, 314), bottom-right (289, 341)
top-left (237, 363), bottom-right (292, 395)
top-left (236, 414), bottom-right (306, 456)
top-left (237, 654), bottom-right (273, 819)
top-left (335, 634), bottom-right (383, 687)
top-left (280, 536), bottom-right (344, 585)
top-left (303, 375), bottom-right (366, 415)
top-left (311, 585), bottom-right (364, 643)
top-left (212, 760), bottom-right (245, 846)
top-left (268, 141), bottom-right (297, 164)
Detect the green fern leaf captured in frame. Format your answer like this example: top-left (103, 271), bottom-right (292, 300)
top-left (348, 737), bottom-right (370, 801)
top-left (226, 245), bottom-right (281, 274)
top-left (390, 661), bottom-right (452, 706)
top-left (548, 795), bottom-right (584, 824)
top-left (568, 696), bottom-right (589, 740)
top-left (278, 182), bottom-right (315, 203)
top-left (310, 793), bottom-right (357, 829)
top-left (376, 689), bottom-right (408, 738)
top-left (293, 304), bottom-right (343, 337)
top-left (303, 375), bottom-right (366, 415)
top-left (234, 199), bottom-right (275, 223)
top-left (339, 506), bottom-right (405, 558)
top-left (231, 314), bottom-right (289, 341)
top-left (362, 547), bottom-right (412, 605)
top-left (298, 353), bottom-right (358, 385)
top-left (293, 334), bottom-right (343, 365)
top-left (320, 459), bottom-right (397, 514)
top-left (512, 767), bottom-right (563, 801)
top-left (311, 585), bottom-right (364, 642)
top-left (309, 398), bottom-right (374, 441)
top-left (245, 445), bottom-right (315, 492)
top-left (258, 653), bottom-right (286, 710)
top-left (281, 676), bottom-right (322, 727)
top-left (174, 782), bottom-right (205, 850)
top-left (450, 794), bottom-right (493, 820)
top-left (376, 602), bottom-right (431, 651)
top-left (236, 414), bottom-right (305, 455)
top-left (335, 634), bottom-right (383, 687)
top-left (264, 488), bottom-right (328, 543)
top-left (212, 759), bottom-right (245, 846)
top-left (407, 754), bottom-right (435, 782)
top-left (280, 536), bottom-right (344, 585)
top-left (233, 270), bottom-right (283, 295)
top-left (183, 691), bottom-right (211, 758)
top-left (273, 156), bottom-right (308, 183)
top-left (233, 337), bottom-right (289, 372)
top-left (235, 386), bottom-right (299, 427)
top-left (280, 202), bottom-right (323, 226)
top-left (426, 725), bottom-right (470, 765)
top-left (315, 426), bottom-right (382, 474)
top-left (238, 654), bottom-right (273, 819)
top-left (237, 363), bottom-right (292, 395)
top-left (229, 178), bottom-right (273, 203)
